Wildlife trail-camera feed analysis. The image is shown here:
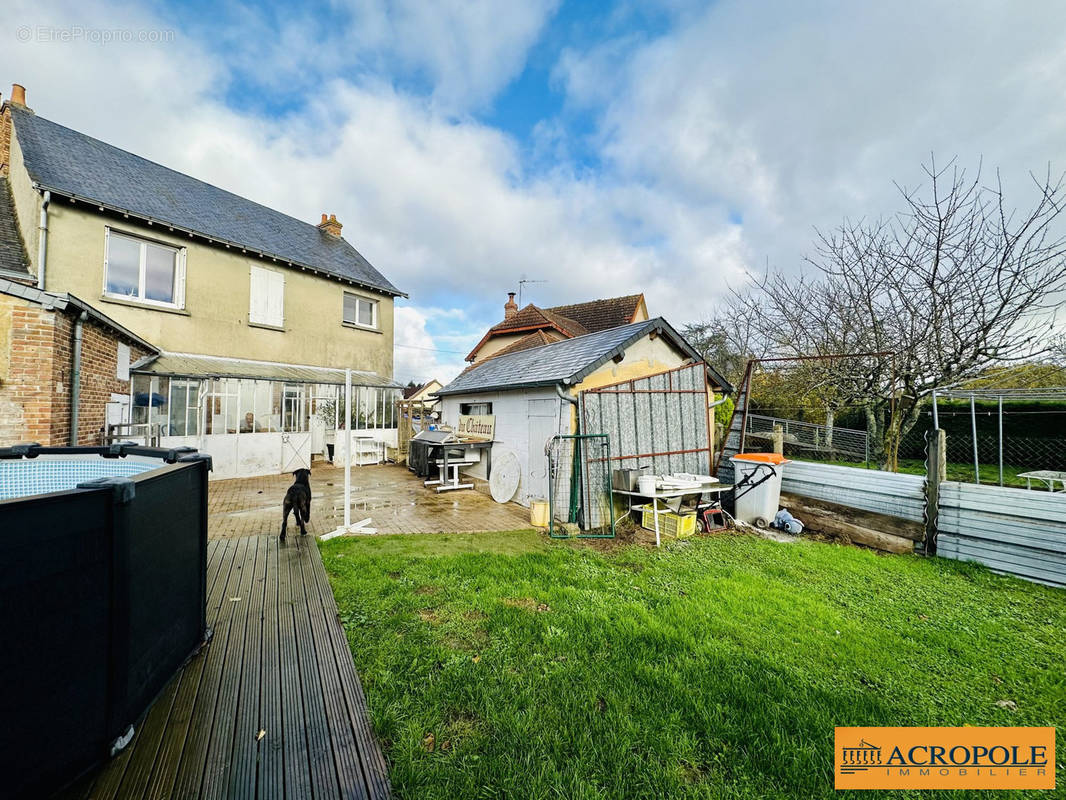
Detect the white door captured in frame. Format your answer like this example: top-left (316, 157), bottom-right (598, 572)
top-left (527, 399), bottom-right (558, 504)
top-left (281, 432), bottom-right (312, 472)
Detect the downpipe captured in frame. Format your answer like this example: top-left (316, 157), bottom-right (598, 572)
top-left (70, 310), bottom-right (87, 445)
top-left (37, 189), bottom-right (50, 290)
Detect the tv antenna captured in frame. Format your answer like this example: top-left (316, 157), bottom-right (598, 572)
top-left (518, 277), bottom-right (547, 306)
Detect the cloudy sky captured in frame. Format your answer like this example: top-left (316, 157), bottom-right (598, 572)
top-left (4, 0), bottom-right (1066, 384)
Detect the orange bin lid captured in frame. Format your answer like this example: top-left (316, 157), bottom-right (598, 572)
top-left (731, 452), bottom-right (790, 465)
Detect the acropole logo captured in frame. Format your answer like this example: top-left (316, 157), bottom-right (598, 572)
top-left (835, 727), bottom-right (1056, 790)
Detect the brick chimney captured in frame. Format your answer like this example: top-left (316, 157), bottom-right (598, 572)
top-left (0, 84), bottom-right (28, 178)
top-left (504, 291), bottom-right (518, 320)
top-left (317, 213), bottom-right (343, 237)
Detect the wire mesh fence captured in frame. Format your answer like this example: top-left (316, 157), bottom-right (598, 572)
top-left (546, 433), bottom-right (615, 538)
top-left (744, 414), bottom-right (870, 464)
top-left (900, 429), bottom-right (1065, 487)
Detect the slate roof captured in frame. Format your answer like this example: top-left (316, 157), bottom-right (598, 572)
top-left (437, 317), bottom-right (701, 396)
top-left (10, 107), bottom-right (404, 297)
top-left (546, 294), bottom-right (643, 333)
top-left (460, 330), bottom-right (559, 377)
top-left (0, 178), bottom-right (30, 277)
top-left (133, 352), bottom-right (401, 387)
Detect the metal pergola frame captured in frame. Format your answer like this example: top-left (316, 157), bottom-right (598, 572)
top-left (931, 385), bottom-right (1066, 486)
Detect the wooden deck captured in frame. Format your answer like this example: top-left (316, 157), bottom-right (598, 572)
top-left (56, 535), bottom-right (390, 800)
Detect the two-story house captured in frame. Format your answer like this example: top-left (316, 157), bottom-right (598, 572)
top-left (0, 84), bottom-right (405, 477)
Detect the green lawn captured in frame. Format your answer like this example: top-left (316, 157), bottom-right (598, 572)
top-left (321, 531), bottom-right (1066, 799)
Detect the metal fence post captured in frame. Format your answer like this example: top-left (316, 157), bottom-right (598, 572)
top-left (998, 395), bottom-right (1004, 487)
top-left (772, 424), bottom-right (783, 455)
top-left (924, 429), bottom-right (946, 555)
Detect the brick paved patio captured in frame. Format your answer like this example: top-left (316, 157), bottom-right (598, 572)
top-left (208, 462), bottom-right (531, 539)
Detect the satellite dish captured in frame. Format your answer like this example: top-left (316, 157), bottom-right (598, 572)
top-left (489, 450), bottom-right (521, 503)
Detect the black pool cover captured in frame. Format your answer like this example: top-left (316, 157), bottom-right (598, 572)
top-left (0, 445), bottom-right (211, 799)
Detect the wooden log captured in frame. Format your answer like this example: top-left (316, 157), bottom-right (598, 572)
top-left (779, 492), bottom-right (917, 554)
top-left (779, 491), bottom-right (924, 541)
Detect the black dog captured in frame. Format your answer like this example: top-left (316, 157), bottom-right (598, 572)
top-left (280, 468), bottom-right (312, 540)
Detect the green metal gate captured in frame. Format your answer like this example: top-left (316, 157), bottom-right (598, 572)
top-left (546, 433), bottom-right (615, 538)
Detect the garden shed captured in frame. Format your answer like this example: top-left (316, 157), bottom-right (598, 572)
top-left (435, 317), bottom-right (731, 517)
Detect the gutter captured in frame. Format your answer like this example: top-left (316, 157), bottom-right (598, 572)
top-left (36, 189), bottom-right (50, 290)
top-left (70, 310), bottom-right (87, 445)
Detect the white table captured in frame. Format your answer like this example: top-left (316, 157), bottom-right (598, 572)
top-left (613, 481), bottom-right (732, 547)
top-left (1018, 470), bottom-right (1066, 492)
top-left (425, 459), bottom-right (476, 492)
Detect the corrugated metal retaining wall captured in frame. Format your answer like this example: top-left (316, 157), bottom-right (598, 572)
top-left (937, 482), bottom-right (1066, 588)
top-left (780, 460), bottom-right (926, 522)
top-left (580, 363), bottom-right (713, 477)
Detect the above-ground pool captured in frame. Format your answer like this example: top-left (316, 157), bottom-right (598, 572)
top-left (0, 444), bottom-right (212, 799)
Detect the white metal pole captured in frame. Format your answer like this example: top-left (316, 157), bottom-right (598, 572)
top-left (344, 368), bottom-right (352, 529)
top-left (970, 394), bottom-right (979, 485)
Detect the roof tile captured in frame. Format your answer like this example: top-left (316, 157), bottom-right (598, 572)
top-left (438, 317), bottom-right (699, 395)
top-left (0, 178), bottom-right (30, 276)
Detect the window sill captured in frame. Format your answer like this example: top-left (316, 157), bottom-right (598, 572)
top-left (248, 321), bottom-right (286, 332)
top-left (99, 295), bottom-right (189, 316)
top-left (342, 321), bottom-right (382, 334)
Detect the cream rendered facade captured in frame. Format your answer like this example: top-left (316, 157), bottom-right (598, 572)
top-left (3, 106), bottom-right (403, 478)
top-left (6, 132), bottom-right (394, 375)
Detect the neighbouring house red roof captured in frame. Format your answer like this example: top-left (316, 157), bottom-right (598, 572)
top-left (546, 294), bottom-right (644, 334)
top-left (465, 293), bottom-right (646, 362)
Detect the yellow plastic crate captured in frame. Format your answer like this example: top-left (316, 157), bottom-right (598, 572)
top-left (635, 504), bottom-right (697, 538)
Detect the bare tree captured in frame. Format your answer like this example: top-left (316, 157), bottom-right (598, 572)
top-left (725, 157), bottom-right (1066, 466)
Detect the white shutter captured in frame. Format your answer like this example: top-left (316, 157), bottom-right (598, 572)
top-left (268, 270), bottom-right (285, 327)
top-left (249, 266), bottom-right (269, 324)
top-left (250, 265), bottom-right (285, 327)
top-left (175, 249), bottom-right (187, 309)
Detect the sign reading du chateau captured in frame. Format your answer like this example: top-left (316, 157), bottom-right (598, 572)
top-left (457, 415), bottom-right (495, 441)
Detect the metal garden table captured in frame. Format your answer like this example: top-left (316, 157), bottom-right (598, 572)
top-left (612, 480), bottom-right (732, 547)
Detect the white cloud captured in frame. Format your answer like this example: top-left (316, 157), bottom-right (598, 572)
top-left (393, 304), bottom-right (474, 385)
top-left (5, 0), bottom-right (1066, 386)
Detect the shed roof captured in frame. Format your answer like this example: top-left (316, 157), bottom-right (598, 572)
top-left (437, 317), bottom-right (703, 396)
top-left (11, 107), bottom-right (404, 297)
top-left (133, 352), bottom-right (401, 387)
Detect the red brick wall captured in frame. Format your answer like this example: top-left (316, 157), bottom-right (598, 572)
top-left (0, 295), bottom-right (153, 446)
top-left (74, 317), bottom-right (152, 445)
top-left (0, 299), bottom-right (57, 444)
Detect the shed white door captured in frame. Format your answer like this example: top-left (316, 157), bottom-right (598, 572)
top-left (526, 399), bottom-right (557, 504)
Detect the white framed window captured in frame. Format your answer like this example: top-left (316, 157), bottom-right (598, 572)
top-left (343, 291), bottom-right (377, 329)
top-left (104, 228), bottom-right (186, 308)
top-left (249, 265), bottom-right (285, 328)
